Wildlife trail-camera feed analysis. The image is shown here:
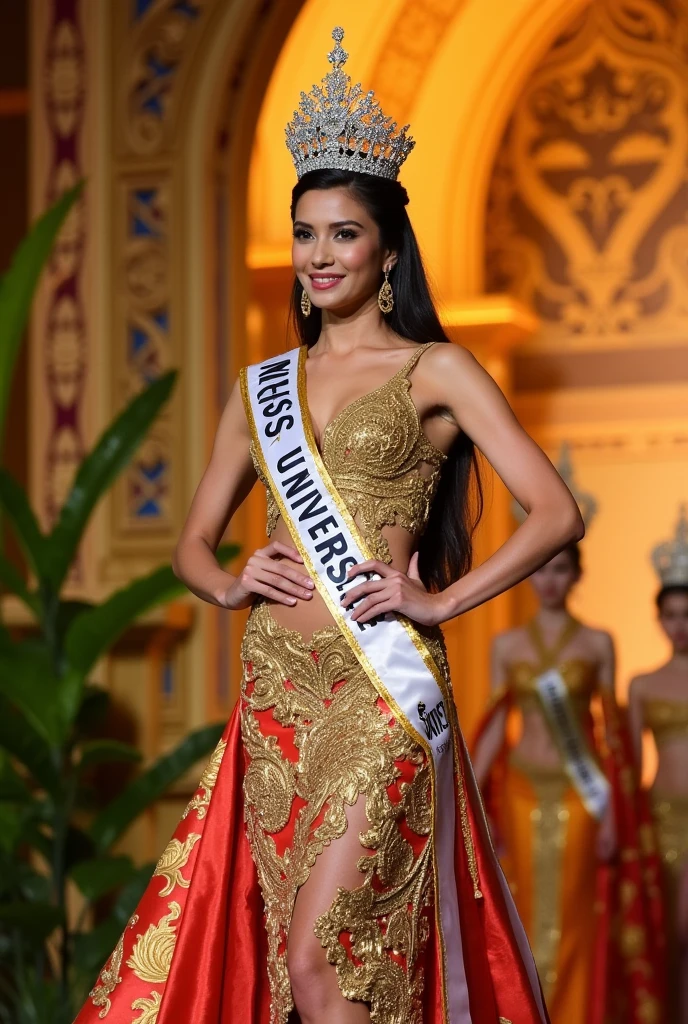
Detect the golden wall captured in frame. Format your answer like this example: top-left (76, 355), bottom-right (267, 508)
top-left (485, 0), bottom-right (688, 706)
top-left (25, 0), bottom-right (688, 853)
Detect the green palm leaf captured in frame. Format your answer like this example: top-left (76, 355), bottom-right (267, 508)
top-left (89, 722), bottom-right (224, 852)
top-left (0, 701), bottom-right (58, 794)
top-left (0, 552), bottom-right (38, 615)
top-left (70, 855), bottom-right (137, 902)
top-left (43, 370), bottom-right (177, 590)
top-left (0, 183), bottom-right (83, 447)
top-left (72, 862), bottom-right (154, 980)
top-left (0, 642), bottom-right (63, 746)
top-left (76, 740), bottom-right (142, 772)
top-left (0, 471), bottom-right (48, 582)
top-left (64, 543), bottom-right (239, 679)
top-left (0, 901), bottom-right (63, 939)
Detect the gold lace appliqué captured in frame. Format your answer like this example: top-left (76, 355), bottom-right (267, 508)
top-left (248, 345), bottom-right (447, 559)
top-left (153, 833), bottom-right (202, 896)
top-left (126, 901), bottom-right (180, 985)
top-left (240, 602), bottom-right (435, 1024)
top-left (181, 737), bottom-right (226, 820)
top-left (88, 915), bottom-right (139, 1018)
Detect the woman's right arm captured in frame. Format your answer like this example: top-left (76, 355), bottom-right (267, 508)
top-left (172, 377), bottom-right (315, 610)
top-left (472, 633), bottom-right (509, 789)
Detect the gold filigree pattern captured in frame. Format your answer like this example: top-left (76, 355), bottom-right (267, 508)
top-left (153, 833), bottom-right (202, 895)
top-left (652, 792), bottom-right (688, 876)
top-left (126, 902), bottom-right (181, 985)
top-left (249, 344), bottom-right (446, 559)
top-left (486, 0), bottom-right (688, 342)
top-left (131, 990), bottom-right (162, 1024)
top-left (240, 602), bottom-right (436, 1024)
top-left (89, 915), bottom-right (139, 1018)
top-left (528, 770), bottom-right (569, 1001)
top-left (182, 737), bottom-right (227, 819)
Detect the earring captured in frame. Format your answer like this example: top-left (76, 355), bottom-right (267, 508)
top-left (378, 269), bottom-right (394, 314)
top-left (300, 288), bottom-right (312, 317)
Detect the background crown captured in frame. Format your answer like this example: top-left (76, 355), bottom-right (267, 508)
top-left (285, 27), bottom-right (415, 181)
top-left (651, 505), bottom-right (688, 588)
top-left (512, 441), bottom-right (598, 529)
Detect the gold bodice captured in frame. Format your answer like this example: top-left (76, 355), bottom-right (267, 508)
top-left (505, 618), bottom-right (598, 716)
top-left (249, 343), bottom-right (447, 562)
top-left (643, 698), bottom-right (688, 747)
top-left (507, 659), bottom-right (598, 716)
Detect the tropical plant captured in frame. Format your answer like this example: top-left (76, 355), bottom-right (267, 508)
top-left (0, 186), bottom-right (238, 1020)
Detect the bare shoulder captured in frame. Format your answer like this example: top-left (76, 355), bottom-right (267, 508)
top-left (420, 341), bottom-right (479, 378)
top-left (583, 625), bottom-right (615, 656)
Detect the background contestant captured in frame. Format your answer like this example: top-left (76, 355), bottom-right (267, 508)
top-left (629, 506), bottom-right (688, 1024)
top-left (473, 458), bottom-right (664, 1024)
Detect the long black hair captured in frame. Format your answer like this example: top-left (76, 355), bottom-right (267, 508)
top-left (289, 168), bottom-right (483, 592)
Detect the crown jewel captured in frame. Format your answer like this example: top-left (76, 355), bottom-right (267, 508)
top-left (512, 442), bottom-right (598, 528)
top-left (285, 27), bottom-right (415, 181)
top-left (652, 505), bottom-right (688, 588)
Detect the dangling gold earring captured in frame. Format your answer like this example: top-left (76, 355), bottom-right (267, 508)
top-left (300, 288), bottom-right (312, 317)
top-left (378, 269), bottom-right (394, 314)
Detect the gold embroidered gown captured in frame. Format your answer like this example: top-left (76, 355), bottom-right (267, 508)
top-left (498, 622), bottom-right (600, 1022)
top-left (641, 696), bottom-right (688, 1017)
top-left (242, 344), bottom-right (448, 1021)
top-left (75, 343), bottom-right (551, 1024)
top-left (476, 620), bottom-right (667, 1024)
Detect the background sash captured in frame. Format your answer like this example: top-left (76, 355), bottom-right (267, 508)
top-left (536, 668), bottom-right (610, 820)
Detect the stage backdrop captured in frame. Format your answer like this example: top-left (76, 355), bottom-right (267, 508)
top-left (23, 0), bottom-right (688, 856)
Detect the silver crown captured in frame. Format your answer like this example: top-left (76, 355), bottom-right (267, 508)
top-left (512, 441), bottom-right (598, 527)
top-left (285, 27), bottom-right (415, 181)
top-left (652, 505), bottom-right (688, 587)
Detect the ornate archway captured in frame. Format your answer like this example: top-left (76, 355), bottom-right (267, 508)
top-left (29, 0), bottom-right (613, 784)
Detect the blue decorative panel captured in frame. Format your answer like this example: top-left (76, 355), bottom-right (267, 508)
top-left (134, 0), bottom-right (156, 19)
top-left (130, 189), bottom-right (164, 239)
top-left (162, 661), bottom-right (174, 699)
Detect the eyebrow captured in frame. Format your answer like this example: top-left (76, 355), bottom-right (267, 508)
top-left (293, 219), bottom-right (365, 230)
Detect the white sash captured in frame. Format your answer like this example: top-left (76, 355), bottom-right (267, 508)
top-left (536, 668), bottom-right (611, 820)
top-left (241, 346), bottom-right (471, 1023)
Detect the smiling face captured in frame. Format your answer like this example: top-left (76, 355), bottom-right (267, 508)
top-left (292, 187), bottom-right (395, 318)
top-left (529, 547), bottom-right (581, 610)
top-left (657, 590), bottom-right (688, 656)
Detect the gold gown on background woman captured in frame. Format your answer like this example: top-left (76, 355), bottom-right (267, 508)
top-left (631, 506), bottom-right (688, 1021)
top-left (644, 698), bottom-right (688, 889)
top-left (494, 618), bottom-right (599, 1021)
top-left (475, 613), bottom-right (666, 1024)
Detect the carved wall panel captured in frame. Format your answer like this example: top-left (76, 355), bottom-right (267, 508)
top-left (369, 0), bottom-right (468, 121)
top-left (106, 1), bottom-right (213, 572)
top-left (41, 3), bottom-right (87, 534)
top-left (486, 0), bottom-right (688, 349)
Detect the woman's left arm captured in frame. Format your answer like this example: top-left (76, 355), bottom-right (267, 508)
top-left (344, 344), bottom-right (584, 625)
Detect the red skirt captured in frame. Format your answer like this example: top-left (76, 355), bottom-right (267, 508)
top-left (74, 606), bottom-right (548, 1023)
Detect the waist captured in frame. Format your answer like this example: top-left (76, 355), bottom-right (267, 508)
top-left (244, 599), bottom-right (450, 687)
top-left (264, 520), bottom-right (419, 634)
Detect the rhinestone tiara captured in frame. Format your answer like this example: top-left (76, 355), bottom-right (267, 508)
top-left (652, 505), bottom-right (688, 588)
top-left (285, 27), bottom-right (415, 181)
top-left (512, 442), bottom-right (598, 528)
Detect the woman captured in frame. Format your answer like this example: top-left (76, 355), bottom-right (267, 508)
top-left (75, 28), bottom-right (583, 1024)
top-left (473, 538), bottom-right (665, 1024)
top-left (629, 506), bottom-right (688, 1023)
